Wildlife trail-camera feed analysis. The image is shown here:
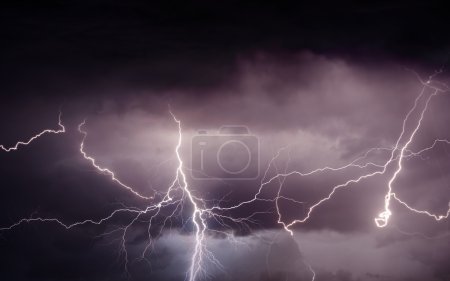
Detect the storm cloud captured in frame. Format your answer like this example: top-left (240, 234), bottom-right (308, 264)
top-left (1, 2), bottom-right (450, 281)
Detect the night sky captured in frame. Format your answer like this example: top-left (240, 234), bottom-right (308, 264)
top-left (1, 1), bottom-right (450, 281)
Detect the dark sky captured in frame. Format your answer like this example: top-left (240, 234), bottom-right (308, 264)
top-left (1, 0), bottom-right (449, 99)
top-left (0, 1), bottom-right (449, 281)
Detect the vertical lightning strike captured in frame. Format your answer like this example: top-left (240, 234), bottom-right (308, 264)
top-left (306, 262), bottom-right (316, 281)
top-left (1, 111), bottom-right (214, 280)
top-left (0, 112), bottom-right (65, 152)
top-left (169, 111), bottom-right (207, 281)
top-left (374, 87), bottom-right (438, 227)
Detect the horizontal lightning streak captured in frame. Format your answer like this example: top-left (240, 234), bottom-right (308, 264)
top-left (0, 112), bottom-right (65, 152)
top-left (392, 193), bottom-right (450, 221)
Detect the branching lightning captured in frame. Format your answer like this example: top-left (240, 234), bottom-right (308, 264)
top-left (230, 75), bottom-right (450, 234)
top-left (170, 112), bottom-right (206, 281)
top-left (1, 72), bottom-right (450, 281)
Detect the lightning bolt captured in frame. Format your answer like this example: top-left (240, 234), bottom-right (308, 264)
top-left (374, 86), bottom-right (438, 227)
top-left (284, 76), bottom-right (449, 231)
top-left (1, 71), bottom-right (449, 281)
top-left (78, 120), bottom-right (153, 200)
top-left (0, 111), bottom-right (65, 152)
top-left (0, 110), bottom-right (217, 280)
top-left (170, 112), bottom-right (206, 281)
top-left (200, 73), bottom-right (450, 242)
